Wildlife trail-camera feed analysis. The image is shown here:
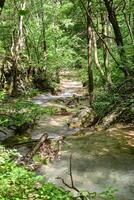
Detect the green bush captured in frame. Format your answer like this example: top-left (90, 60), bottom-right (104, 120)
top-left (0, 146), bottom-right (73, 200)
top-left (0, 146), bottom-right (117, 200)
top-left (0, 91), bottom-right (57, 133)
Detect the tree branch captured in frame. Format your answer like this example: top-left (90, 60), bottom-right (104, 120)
top-left (79, 0), bottom-right (120, 66)
top-left (57, 154), bottom-right (79, 193)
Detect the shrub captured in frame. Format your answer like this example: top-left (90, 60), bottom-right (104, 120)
top-left (0, 146), bottom-right (73, 200)
top-left (0, 146), bottom-right (118, 200)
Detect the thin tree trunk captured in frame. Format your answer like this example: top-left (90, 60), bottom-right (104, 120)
top-left (101, 12), bottom-right (112, 86)
top-left (53, 1), bottom-right (60, 83)
top-left (92, 31), bottom-right (104, 78)
top-left (87, 0), bottom-right (93, 105)
top-left (103, 0), bottom-right (130, 77)
top-left (93, 30), bottom-right (109, 85)
top-left (40, 0), bottom-right (47, 63)
top-left (0, 0), bottom-right (5, 15)
top-left (122, 0), bottom-right (134, 62)
top-left (11, 0), bottom-right (26, 95)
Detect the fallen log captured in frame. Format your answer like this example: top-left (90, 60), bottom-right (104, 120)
top-left (18, 133), bottom-right (48, 164)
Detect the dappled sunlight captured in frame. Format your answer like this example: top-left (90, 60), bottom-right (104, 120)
top-left (107, 127), bottom-right (134, 149)
top-left (38, 146), bottom-right (134, 199)
top-left (30, 72), bottom-right (134, 199)
top-left (39, 127), bottom-right (134, 199)
top-left (0, 0), bottom-right (133, 199)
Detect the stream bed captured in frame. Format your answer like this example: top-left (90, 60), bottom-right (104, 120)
top-left (1, 72), bottom-right (134, 200)
top-left (32, 73), bottom-right (134, 200)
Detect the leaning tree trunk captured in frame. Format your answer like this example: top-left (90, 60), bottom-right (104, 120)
top-left (103, 0), bottom-right (130, 77)
top-left (92, 31), bottom-right (105, 80)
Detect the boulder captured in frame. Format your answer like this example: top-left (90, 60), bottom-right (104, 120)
top-left (68, 107), bottom-right (97, 128)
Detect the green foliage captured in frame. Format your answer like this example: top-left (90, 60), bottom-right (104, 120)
top-left (23, 89), bottom-right (40, 98)
top-left (18, 9), bottom-right (29, 16)
top-left (0, 146), bottom-right (73, 200)
top-left (0, 98), bottom-right (43, 128)
top-left (0, 90), bottom-right (57, 132)
top-left (0, 91), bottom-right (8, 101)
top-left (77, 188), bottom-right (117, 200)
top-left (93, 89), bottom-right (120, 118)
top-left (0, 146), bottom-right (118, 200)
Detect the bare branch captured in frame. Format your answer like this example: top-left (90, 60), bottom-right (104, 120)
top-left (57, 154), bottom-right (79, 193)
top-left (115, 0), bottom-right (124, 11)
top-left (98, 33), bottom-right (115, 40)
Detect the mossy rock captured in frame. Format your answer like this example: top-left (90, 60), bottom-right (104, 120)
top-left (68, 107), bottom-right (97, 128)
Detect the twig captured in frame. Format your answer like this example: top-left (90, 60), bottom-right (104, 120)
top-left (69, 154), bottom-right (75, 189)
top-left (57, 154), bottom-right (79, 193)
top-left (11, 140), bottom-right (37, 147)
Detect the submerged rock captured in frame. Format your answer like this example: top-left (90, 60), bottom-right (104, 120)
top-left (72, 129), bottom-right (86, 136)
top-left (68, 107), bottom-right (97, 128)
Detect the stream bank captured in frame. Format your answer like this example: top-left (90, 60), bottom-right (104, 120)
top-left (31, 71), bottom-right (134, 200)
top-left (1, 71), bottom-right (134, 200)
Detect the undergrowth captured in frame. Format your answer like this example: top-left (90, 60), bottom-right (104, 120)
top-left (0, 89), bottom-right (57, 134)
top-left (0, 146), bottom-right (117, 200)
top-left (92, 79), bottom-right (134, 125)
top-left (0, 146), bottom-right (73, 200)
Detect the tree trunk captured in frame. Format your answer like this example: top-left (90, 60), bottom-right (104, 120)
top-left (122, 0), bottom-right (134, 62)
top-left (10, 0), bottom-right (26, 95)
top-left (93, 30), bottom-right (112, 86)
top-left (0, 0), bottom-right (5, 15)
top-left (40, 0), bottom-right (47, 63)
top-left (18, 133), bottom-right (48, 164)
top-left (87, 0), bottom-right (93, 105)
top-left (103, 0), bottom-right (130, 77)
top-left (101, 12), bottom-right (112, 86)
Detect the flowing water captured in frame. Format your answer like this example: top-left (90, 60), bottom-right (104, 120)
top-left (32, 72), bottom-right (134, 200)
top-left (1, 71), bottom-right (134, 199)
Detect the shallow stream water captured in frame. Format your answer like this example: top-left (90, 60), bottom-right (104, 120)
top-left (1, 71), bottom-right (134, 199)
top-left (32, 72), bottom-right (134, 200)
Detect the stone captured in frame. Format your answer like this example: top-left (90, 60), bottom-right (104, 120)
top-left (72, 129), bottom-right (86, 136)
top-left (68, 107), bottom-right (97, 128)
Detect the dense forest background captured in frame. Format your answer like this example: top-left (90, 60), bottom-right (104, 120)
top-left (0, 0), bottom-right (134, 127)
top-left (0, 1), bottom-right (134, 199)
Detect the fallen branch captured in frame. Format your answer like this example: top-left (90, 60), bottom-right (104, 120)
top-left (18, 133), bottom-right (48, 164)
top-left (11, 140), bottom-right (37, 147)
top-left (57, 154), bottom-right (79, 193)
